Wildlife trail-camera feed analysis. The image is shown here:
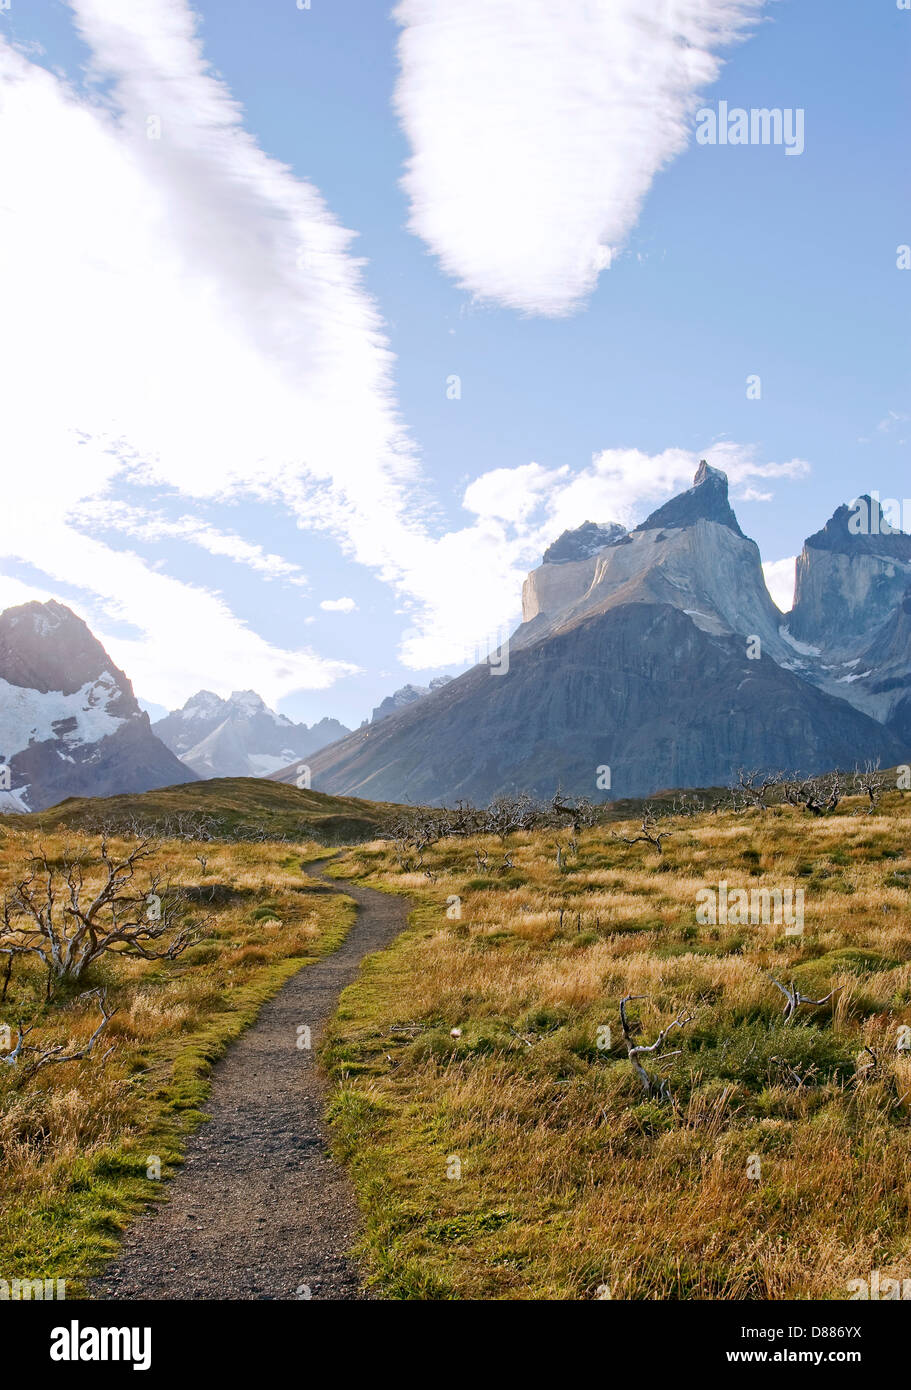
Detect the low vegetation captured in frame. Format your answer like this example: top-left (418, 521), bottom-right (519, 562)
top-left (324, 785), bottom-right (911, 1299)
top-left (0, 819), bottom-right (350, 1292)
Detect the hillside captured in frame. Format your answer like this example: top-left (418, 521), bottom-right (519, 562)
top-left (5, 776), bottom-right (408, 844)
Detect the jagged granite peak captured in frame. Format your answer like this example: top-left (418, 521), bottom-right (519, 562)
top-left (802, 496), bottom-right (911, 560)
top-left (519, 466), bottom-right (781, 662)
top-left (639, 461), bottom-right (745, 537)
top-left (0, 600), bottom-right (195, 812)
top-left (227, 689), bottom-right (279, 718)
top-left (542, 521), bottom-right (627, 565)
top-left (153, 689), bottom-right (351, 778)
top-left (789, 495), bottom-right (911, 651)
top-left (181, 690), bottom-right (226, 720)
top-left (0, 599), bottom-right (133, 703)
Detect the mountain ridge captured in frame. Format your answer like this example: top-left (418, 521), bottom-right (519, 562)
top-left (273, 463), bottom-right (911, 803)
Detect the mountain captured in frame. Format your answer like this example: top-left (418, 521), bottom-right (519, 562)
top-left (775, 495), bottom-right (911, 733)
top-left (153, 690), bottom-right (350, 779)
top-left (0, 600), bottom-right (195, 812)
top-left (370, 675), bottom-right (452, 724)
top-left (275, 464), bottom-right (907, 804)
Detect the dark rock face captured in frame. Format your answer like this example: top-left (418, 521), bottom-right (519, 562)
top-left (543, 521), bottom-right (627, 564)
top-left (802, 497), bottom-right (911, 560)
top-left (639, 460), bottom-right (745, 538)
top-left (299, 604), bottom-right (904, 804)
top-left (153, 690), bottom-right (351, 779)
top-left (0, 601), bottom-right (195, 812)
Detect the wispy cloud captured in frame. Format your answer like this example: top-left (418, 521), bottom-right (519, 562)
top-left (393, 0), bottom-right (764, 315)
top-left (73, 501), bottom-right (310, 586)
top-left (0, 0), bottom-right (417, 705)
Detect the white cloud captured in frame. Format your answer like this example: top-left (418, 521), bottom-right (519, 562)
top-left (762, 556), bottom-right (797, 614)
top-left (320, 597), bottom-right (358, 613)
top-left (0, 1), bottom-right (798, 704)
top-left (0, 0), bottom-right (420, 706)
top-left (393, 0), bottom-right (764, 315)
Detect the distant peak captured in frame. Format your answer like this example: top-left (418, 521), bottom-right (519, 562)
top-left (228, 690), bottom-right (268, 711)
top-left (639, 460), bottom-right (745, 538)
top-left (184, 689), bottom-right (223, 707)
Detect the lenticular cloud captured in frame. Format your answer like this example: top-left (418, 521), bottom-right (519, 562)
top-left (393, 0), bottom-right (764, 316)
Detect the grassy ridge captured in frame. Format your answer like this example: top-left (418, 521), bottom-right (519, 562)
top-left (7, 777), bottom-right (406, 844)
top-left (0, 828), bottom-right (352, 1292)
top-left (324, 795), bottom-right (911, 1299)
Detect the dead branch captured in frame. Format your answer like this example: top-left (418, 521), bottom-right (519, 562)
top-left (770, 977), bottom-right (843, 1025)
top-left (1, 989), bottom-right (115, 1085)
top-left (611, 805), bottom-right (672, 854)
top-left (619, 994), bottom-right (694, 1101)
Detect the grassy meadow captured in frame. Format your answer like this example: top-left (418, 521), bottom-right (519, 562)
top-left (0, 822), bottom-right (350, 1293)
top-left (324, 792), bottom-right (911, 1299)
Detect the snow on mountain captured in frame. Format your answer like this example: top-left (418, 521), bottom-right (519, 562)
top-left (153, 690), bottom-right (350, 779)
top-left (0, 600), bottom-right (195, 812)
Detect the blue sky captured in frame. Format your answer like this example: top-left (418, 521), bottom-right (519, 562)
top-left (0, 0), bottom-right (907, 728)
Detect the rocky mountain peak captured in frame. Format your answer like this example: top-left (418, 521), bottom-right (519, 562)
top-left (639, 461), bottom-right (744, 537)
top-left (789, 494), bottom-right (911, 657)
top-left (802, 496), bottom-right (911, 560)
top-left (153, 688), bottom-right (350, 777)
top-left (0, 600), bottom-right (136, 703)
top-left (228, 690), bottom-right (269, 714)
top-left (370, 676), bottom-right (453, 724)
top-left (182, 690), bottom-right (225, 718)
top-left (542, 521), bottom-right (627, 565)
top-left (0, 600), bottom-right (193, 812)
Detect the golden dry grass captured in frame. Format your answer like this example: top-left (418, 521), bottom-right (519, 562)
top-left (324, 794), bottom-right (911, 1299)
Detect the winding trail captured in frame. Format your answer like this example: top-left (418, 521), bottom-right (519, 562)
top-left (91, 861), bottom-right (409, 1301)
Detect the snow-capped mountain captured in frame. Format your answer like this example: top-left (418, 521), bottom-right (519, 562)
top-left (153, 690), bottom-right (350, 780)
top-left (0, 600), bottom-right (195, 812)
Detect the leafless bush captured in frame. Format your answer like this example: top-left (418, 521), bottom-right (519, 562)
top-left (611, 804), bottom-right (672, 854)
top-left (781, 771), bottom-right (843, 816)
top-left (733, 768), bottom-right (785, 811)
top-left (770, 977), bottom-right (842, 1025)
top-left (0, 838), bottom-right (210, 989)
top-left (551, 793), bottom-right (597, 835)
top-left (852, 761), bottom-right (887, 814)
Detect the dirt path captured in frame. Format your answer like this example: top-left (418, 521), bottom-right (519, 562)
top-left (91, 861), bottom-right (409, 1302)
